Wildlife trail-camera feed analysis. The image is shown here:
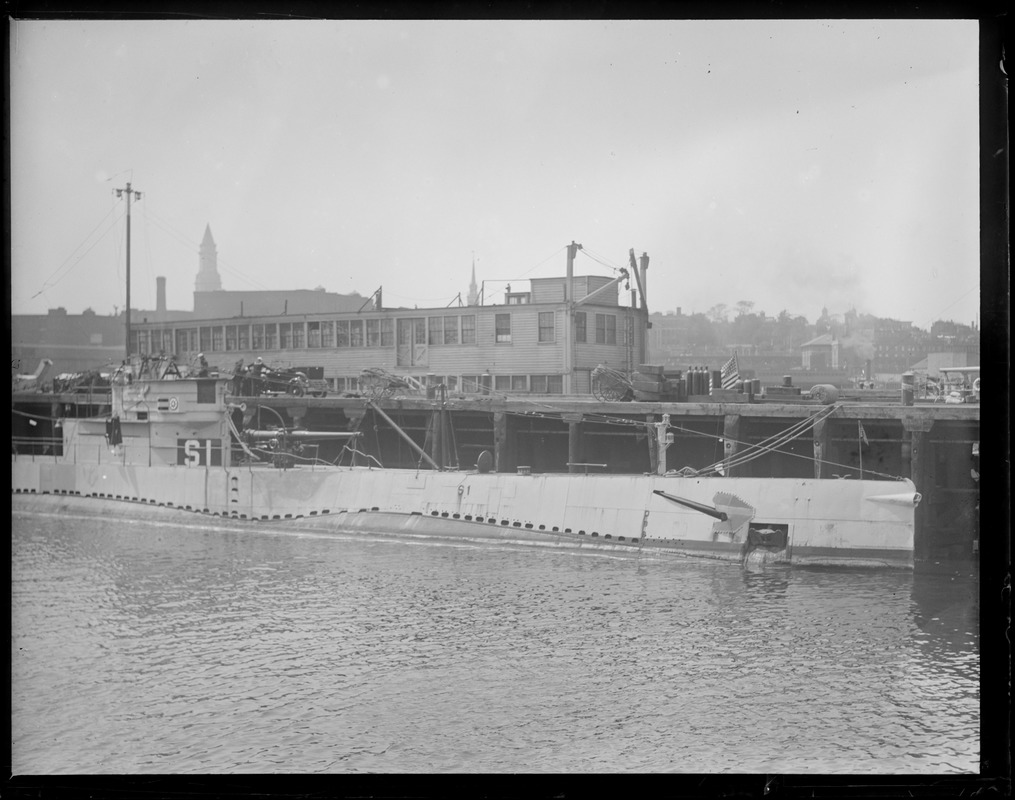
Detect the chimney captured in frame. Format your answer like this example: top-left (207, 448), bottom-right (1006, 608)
top-left (156, 276), bottom-right (167, 313)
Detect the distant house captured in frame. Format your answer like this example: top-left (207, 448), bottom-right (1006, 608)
top-left (800, 334), bottom-right (840, 370)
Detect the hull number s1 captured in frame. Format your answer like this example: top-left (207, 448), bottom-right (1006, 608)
top-left (178, 438), bottom-right (222, 466)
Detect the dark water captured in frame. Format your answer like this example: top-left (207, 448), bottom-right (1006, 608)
top-left (11, 509), bottom-right (979, 774)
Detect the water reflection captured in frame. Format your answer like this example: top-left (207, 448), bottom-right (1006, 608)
top-left (740, 566), bottom-right (791, 600)
top-left (12, 511), bottom-right (979, 774)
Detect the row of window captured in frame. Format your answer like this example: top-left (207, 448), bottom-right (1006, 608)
top-left (134, 311), bottom-right (620, 354)
top-left (330, 374), bottom-right (565, 394)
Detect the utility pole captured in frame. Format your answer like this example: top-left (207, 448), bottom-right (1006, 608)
top-left (564, 241), bottom-right (582, 394)
top-left (115, 182), bottom-right (143, 360)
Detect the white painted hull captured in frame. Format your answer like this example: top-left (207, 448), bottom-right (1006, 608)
top-left (12, 458), bottom-right (917, 569)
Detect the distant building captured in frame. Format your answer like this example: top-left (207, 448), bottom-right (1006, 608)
top-left (910, 350), bottom-right (980, 378)
top-left (872, 319), bottom-right (929, 380)
top-left (467, 258), bottom-right (479, 306)
top-left (195, 225), bottom-right (222, 292)
top-left (800, 334), bottom-right (840, 370)
top-left (11, 224), bottom-right (369, 377)
top-left (11, 307), bottom-right (126, 377)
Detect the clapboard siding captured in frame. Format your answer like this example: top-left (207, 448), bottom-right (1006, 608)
top-left (134, 302), bottom-right (641, 389)
top-left (530, 276), bottom-right (618, 304)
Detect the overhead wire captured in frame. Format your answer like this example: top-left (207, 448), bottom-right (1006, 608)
top-left (29, 203), bottom-right (124, 300)
top-left (577, 246), bottom-right (624, 273)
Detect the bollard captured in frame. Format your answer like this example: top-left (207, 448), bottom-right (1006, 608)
top-left (901, 371), bottom-right (915, 406)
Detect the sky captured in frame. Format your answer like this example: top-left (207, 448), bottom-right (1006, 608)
top-left (9, 19), bottom-right (981, 329)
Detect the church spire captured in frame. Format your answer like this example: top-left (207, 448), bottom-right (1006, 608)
top-left (467, 254), bottom-right (479, 306)
top-left (195, 224), bottom-right (222, 292)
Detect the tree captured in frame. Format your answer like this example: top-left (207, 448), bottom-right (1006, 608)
top-left (686, 313), bottom-right (719, 347)
top-left (706, 303), bottom-right (728, 324)
top-left (735, 300), bottom-right (755, 318)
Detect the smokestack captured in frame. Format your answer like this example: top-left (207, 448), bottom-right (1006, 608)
top-left (156, 276), bottom-right (167, 313)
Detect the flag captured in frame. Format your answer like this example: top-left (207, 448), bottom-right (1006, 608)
top-left (721, 352), bottom-right (740, 390)
top-left (858, 420), bottom-right (869, 447)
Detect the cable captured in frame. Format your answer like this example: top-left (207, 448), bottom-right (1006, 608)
top-left (29, 207), bottom-right (124, 300)
top-left (578, 246), bottom-right (623, 273)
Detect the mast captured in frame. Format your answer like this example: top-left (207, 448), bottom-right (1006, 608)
top-left (115, 182), bottom-right (143, 360)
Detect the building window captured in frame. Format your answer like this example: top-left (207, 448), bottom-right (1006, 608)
top-left (308, 322), bottom-right (321, 348)
top-left (428, 316), bottom-right (443, 345)
top-left (200, 327), bottom-right (212, 353)
top-left (494, 375), bottom-right (511, 391)
top-left (279, 322), bottom-right (292, 349)
top-left (381, 318), bottom-right (394, 347)
top-left (443, 316), bottom-right (459, 345)
top-left (238, 325), bottom-right (249, 350)
top-left (531, 375), bottom-right (563, 393)
top-left (292, 323), bottom-right (306, 349)
top-left (336, 321), bottom-right (349, 347)
top-left (446, 375), bottom-right (458, 392)
top-left (495, 313), bottom-right (512, 343)
top-left (350, 320), bottom-right (364, 347)
top-left (212, 327), bottom-right (224, 352)
top-left (176, 329), bottom-right (191, 356)
top-left (321, 321), bottom-right (334, 347)
top-left (252, 324), bottom-right (264, 350)
top-left (264, 323), bottom-right (278, 350)
top-left (461, 315), bottom-right (476, 344)
top-left (512, 375), bottom-right (528, 392)
top-left (225, 325), bottom-right (237, 351)
top-left (538, 312), bottom-right (555, 343)
top-left (595, 313), bottom-right (616, 345)
top-left (366, 319), bottom-right (380, 347)
top-left (462, 376), bottom-right (481, 393)
top-left (575, 312), bottom-right (587, 343)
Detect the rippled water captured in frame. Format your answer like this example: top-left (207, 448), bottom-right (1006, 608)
top-left (11, 508), bottom-right (979, 774)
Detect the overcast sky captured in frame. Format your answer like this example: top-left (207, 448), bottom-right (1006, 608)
top-left (10, 19), bottom-right (979, 329)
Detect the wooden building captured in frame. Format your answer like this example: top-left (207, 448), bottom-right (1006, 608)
top-left (131, 269), bottom-right (649, 397)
